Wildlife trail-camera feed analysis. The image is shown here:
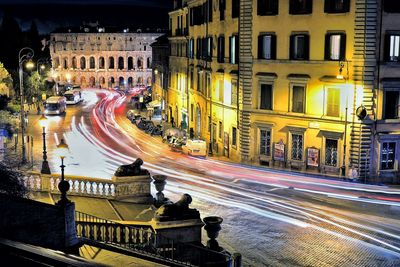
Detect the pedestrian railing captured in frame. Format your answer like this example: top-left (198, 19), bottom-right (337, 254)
top-left (24, 171), bottom-right (115, 199)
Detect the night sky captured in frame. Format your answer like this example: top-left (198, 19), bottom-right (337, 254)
top-left (0, 0), bottom-right (172, 34)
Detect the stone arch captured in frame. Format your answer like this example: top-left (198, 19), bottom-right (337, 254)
top-left (118, 57), bottom-right (124, 69)
top-left (99, 57), bottom-right (105, 69)
top-left (119, 77), bottom-right (125, 87)
top-left (80, 57), bottom-right (86, 70)
top-left (63, 57), bottom-right (68, 69)
top-left (137, 57), bottom-right (143, 69)
top-left (128, 77), bottom-right (133, 88)
top-left (99, 76), bottom-right (106, 88)
top-left (128, 56), bottom-right (134, 70)
top-left (108, 57), bottom-right (115, 69)
top-left (80, 76), bottom-right (87, 87)
top-left (138, 76), bottom-right (143, 85)
top-left (90, 57), bottom-right (95, 69)
top-left (109, 77), bottom-right (115, 88)
top-left (72, 57), bottom-right (77, 69)
top-left (147, 57), bottom-right (151, 69)
top-left (89, 76), bottom-right (95, 87)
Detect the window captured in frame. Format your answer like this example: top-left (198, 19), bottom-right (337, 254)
top-left (219, 0), bottom-right (226, 20)
top-left (289, 0), bottom-right (312, 14)
top-left (206, 37), bottom-right (213, 60)
top-left (229, 35), bottom-right (239, 64)
top-left (325, 139), bottom-right (338, 166)
top-left (290, 34), bottom-right (309, 60)
top-left (208, 116), bottom-right (211, 132)
top-left (257, 0), bottom-right (279, 16)
top-left (217, 36), bottom-right (225, 63)
top-left (260, 84), bottom-right (273, 110)
top-left (385, 34), bottom-right (400, 62)
top-left (218, 79), bottom-right (224, 102)
top-left (219, 121), bottom-right (223, 139)
top-left (90, 57), bottom-right (95, 69)
top-left (258, 34), bottom-right (277, 59)
top-left (206, 73), bottom-right (211, 97)
top-left (189, 39), bottom-right (194, 58)
top-left (191, 104), bottom-right (194, 122)
top-left (381, 142), bottom-right (396, 170)
top-left (291, 85), bottom-right (305, 113)
top-left (232, 127), bottom-right (237, 146)
top-left (260, 129), bottom-right (272, 156)
top-left (383, 0), bottom-right (400, 13)
top-left (232, 0), bottom-right (240, 18)
top-left (384, 91), bottom-right (400, 119)
top-left (324, 0), bottom-right (350, 13)
top-left (291, 133), bottom-right (303, 160)
top-left (326, 88), bottom-right (340, 117)
top-left (190, 70), bottom-right (194, 90)
top-left (325, 33), bottom-right (346, 60)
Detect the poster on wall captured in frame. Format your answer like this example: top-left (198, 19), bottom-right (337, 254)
top-left (307, 147), bottom-right (319, 167)
top-left (273, 140), bottom-right (285, 162)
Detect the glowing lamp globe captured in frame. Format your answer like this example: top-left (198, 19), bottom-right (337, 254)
top-left (56, 139), bottom-right (69, 159)
top-left (38, 114), bottom-right (48, 129)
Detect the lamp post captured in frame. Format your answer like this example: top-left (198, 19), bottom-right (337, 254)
top-left (337, 61), bottom-right (349, 177)
top-left (56, 139), bottom-right (70, 205)
top-left (19, 47), bottom-right (34, 164)
top-left (39, 114), bottom-right (51, 174)
top-left (37, 58), bottom-right (48, 75)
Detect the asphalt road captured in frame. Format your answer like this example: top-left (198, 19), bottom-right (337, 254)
top-left (24, 88), bottom-right (400, 266)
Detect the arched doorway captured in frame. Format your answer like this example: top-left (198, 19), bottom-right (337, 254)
top-left (118, 57), bottom-right (124, 69)
top-left (128, 77), bottom-right (133, 88)
top-left (128, 57), bottom-right (134, 70)
top-left (109, 77), bottom-right (115, 88)
top-left (89, 76), bottom-right (95, 87)
top-left (119, 77), bottom-right (125, 88)
top-left (196, 105), bottom-right (201, 137)
top-left (80, 57), bottom-right (86, 70)
top-left (108, 57), bottom-right (114, 69)
top-left (99, 76), bottom-right (105, 88)
top-left (99, 57), bottom-right (105, 69)
top-left (80, 76), bottom-right (87, 87)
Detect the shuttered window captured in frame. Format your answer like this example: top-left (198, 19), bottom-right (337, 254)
top-left (326, 88), bottom-right (340, 117)
top-left (258, 34), bottom-right (277, 59)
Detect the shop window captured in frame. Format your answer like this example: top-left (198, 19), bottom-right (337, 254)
top-left (384, 91), bottom-right (400, 119)
top-left (290, 34), bottom-right (309, 60)
top-left (381, 142), bottom-right (396, 170)
top-left (260, 84), bottom-right (273, 110)
top-left (257, 0), bottom-right (279, 16)
top-left (326, 87), bottom-right (340, 117)
top-left (260, 129), bottom-right (271, 156)
top-left (291, 133), bottom-right (303, 160)
top-left (384, 34), bottom-right (400, 62)
top-left (258, 34), bottom-right (277, 59)
top-left (291, 85), bottom-right (305, 113)
top-left (325, 139), bottom-right (338, 166)
top-left (289, 0), bottom-right (312, 15)
top-left (325, 33), bottom-right (346, 60)
top-left (324, 0), bottom-right (350, 13)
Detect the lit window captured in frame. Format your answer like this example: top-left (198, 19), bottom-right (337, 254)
top-left (291, 85), bottom-right (305, 113)
top-left (325, 139), bottom-right (338, 166)
top-left (229, 35), bottom-right (238, 64)
top-left (326, 88), bottom-right (340, 117)
top-left (325, 33), bottom-right (346, 60)
top-left (381, 142), bottom-right (396, 170)
top-left (291, 133), bottom-right (303, 160)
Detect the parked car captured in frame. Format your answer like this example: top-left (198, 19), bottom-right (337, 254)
top-left (182, 139), bottom-right (207, 157)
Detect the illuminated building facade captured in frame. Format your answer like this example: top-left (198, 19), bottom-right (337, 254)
top-left (50, 23), bottom-right (162, 89)
top-left (167, 0), bottom-right (400, 182)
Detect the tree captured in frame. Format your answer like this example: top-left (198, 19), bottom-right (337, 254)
top-left (0, 62), bottom-right (13, 97)
top-left (0, 10), bottom-right (22, 70)
top-left (26, 72), bottom-right (45, 104)
top-left (0, 162), bottom-right (27, 197)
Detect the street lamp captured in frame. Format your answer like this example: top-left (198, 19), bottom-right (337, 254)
top-left (337, 61), bottom-right (349, 177)
top-left (56, 138), bottom-right (70, 205)
top-left (19, 47), bottom-right (34, 164)
top-left (39, 114), bottom-right (51, 174)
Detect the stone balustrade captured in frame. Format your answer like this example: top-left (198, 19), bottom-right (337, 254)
top-left (24, 171), bottom-right (115, 199)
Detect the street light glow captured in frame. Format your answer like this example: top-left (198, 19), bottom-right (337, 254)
top-left (39, 114), bottom-right (49, 129)
top-left (26, 61), bottom-right (35, 69)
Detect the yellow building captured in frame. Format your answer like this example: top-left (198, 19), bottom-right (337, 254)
top-left (168, 0), bottom-right (395, 181)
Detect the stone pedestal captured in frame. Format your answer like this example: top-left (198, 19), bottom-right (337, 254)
top-left (112, 175), bottom-right (153, 204)
top-left (150, 218), bottom-right (204, 247)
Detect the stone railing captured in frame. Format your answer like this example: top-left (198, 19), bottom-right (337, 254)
top-left (24, 171), bottom-right (115, 199)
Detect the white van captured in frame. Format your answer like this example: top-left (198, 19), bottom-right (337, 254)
top-left (45, 96), bottom-right (67, 115)
top-left (64, 89), bottom-right (82, 104)
top-left (182, 139), bottom-right (207, 157)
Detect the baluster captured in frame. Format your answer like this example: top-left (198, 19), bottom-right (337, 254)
top-left (105, 184), bottom-right (110, 196)
top-left (120, 226), bottom-right (126, 245)
top-left (96, 223), bottom-right (101, 241)
top-left (81, 222), bottom-right (86, 237)
top-left (86, 181), bottom-right (92, 194)
top-left (105, 225), bottom-right (110, 242)
top-left (110, 184), bottom-right (115, 196)
top-left (138, 228), bottom-right (143, 244)
top-left (80, 181), bottom-right (85, 194)
top-left (69, 180), bottom-right (73, 192)
top-left (89, 223), bottom-right (94, 239)
top-left (93, 182), bottom-right (97, 195)
top-left (128, 227), bottom-right (133, 245)
top-left (99, 183), bottom-right (104, 195)
top-left (112, 225), bottom-right (118, 243)
top-left (35, 176), bottom-right (41, 190)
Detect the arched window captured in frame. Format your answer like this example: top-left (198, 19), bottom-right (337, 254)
top-left (72, 57), bottom-right (77, 69)
top-left (128, 77), bottom-right (133, 87)
top-left (54, 58), bottom-right (60, 68)
top-left (99, 57), bottom-right (105, 69)
top-left (137, 58), bottom-right (143, 69)
top-left (147, 57), bottom-right (151, 69)
top-left (63, 58), bottom-right (68, 69)
top-left (89, 76), bottom-right (95, 87)
top-left (118, 57), bottom-right (124, 69)
top-left (90, 57), bottom-right (95, 69)
top-left (119, 77), bottom-right (125, 87)
top-left (80, 57), bottom-right (86, 70)
top-left (109, 57), bottom-right (114, 69)
top-left (128, 57), bottom-right (134, 70)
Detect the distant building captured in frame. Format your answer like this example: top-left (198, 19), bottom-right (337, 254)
top-left (49, 22), bottom-right (163, 89)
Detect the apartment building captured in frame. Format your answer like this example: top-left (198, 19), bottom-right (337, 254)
top-left (168, 0), bottom-right (400, 183)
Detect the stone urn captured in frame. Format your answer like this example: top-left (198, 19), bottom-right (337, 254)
top-left (203, 216), bottom-right (223, 251)
top-left (152, 174), bottom-right (167, 204)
